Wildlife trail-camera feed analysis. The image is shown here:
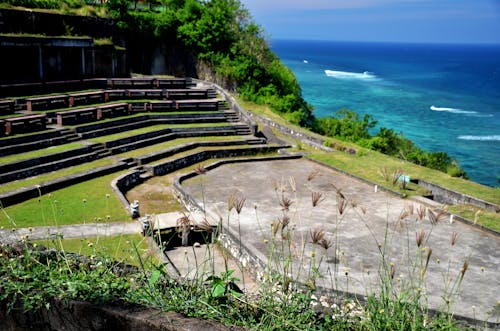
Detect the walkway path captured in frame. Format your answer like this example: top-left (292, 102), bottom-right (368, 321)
top-left (0, 221), bottom-right (141, 244)
top-left (181, 158), bottom-right (500, 324)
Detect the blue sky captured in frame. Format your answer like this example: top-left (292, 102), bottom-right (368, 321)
top-left (240, 0), bottom-right (500, 44)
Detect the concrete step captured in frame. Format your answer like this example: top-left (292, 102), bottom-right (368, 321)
top-left (139, 172), bottom-right (153, 180)
top-left (96, 150), bottom-right (112, 158)
top-left (247, 138), bottom-right (267, 145)
top-left (65, 136), bottom-right (81, 142)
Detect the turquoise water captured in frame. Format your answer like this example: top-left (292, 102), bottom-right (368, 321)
top-left (271, 40), bottom-right (500, 187)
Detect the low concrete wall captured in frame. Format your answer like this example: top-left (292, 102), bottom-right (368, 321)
top-left (418, 180), bottom-right (499, 212)
top-left (1, 298), bottom-right (243, 331)
top-left (151, 146), bottom-right (283, 177)
top-left (111, 148), bottom-right (290, 212)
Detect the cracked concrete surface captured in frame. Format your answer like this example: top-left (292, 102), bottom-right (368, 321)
top-left (181, 158), bottom-right (500, 324)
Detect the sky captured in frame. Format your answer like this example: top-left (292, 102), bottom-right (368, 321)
top-left (240, 0), bottom-right (500, 44)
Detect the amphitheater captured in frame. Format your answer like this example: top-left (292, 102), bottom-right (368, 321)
top-left (0, 76), bottom-right (499, 328)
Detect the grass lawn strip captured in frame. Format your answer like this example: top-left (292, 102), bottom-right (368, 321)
top-left (116, 135), bottom-right (251, 159)
top-left (88, 122), bottom-right (232, 144)
top-left (33, 233), bottom-right (159, 268)
top-left (0, 172), bottom-right (130, 229)
top-left (0, 142), bottom-right (85, 165)
top-left (237, 96), bottom-right (500, 205)
top-left (0, 158), bottom-right (115, 194)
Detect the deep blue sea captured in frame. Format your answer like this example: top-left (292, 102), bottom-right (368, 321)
top-left (271, 39), bottom-right (500, 187)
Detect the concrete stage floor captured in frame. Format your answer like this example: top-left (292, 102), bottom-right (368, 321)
top-left (181, 158), bottom-right (499, 324)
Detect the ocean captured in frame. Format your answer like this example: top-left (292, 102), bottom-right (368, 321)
top-left (270, 39), bottom-right (500, 188)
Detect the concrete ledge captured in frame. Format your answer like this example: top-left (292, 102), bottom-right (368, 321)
top-left (112, 149), bottom-right (293, 212)
top-left (1, 298), bottom-right (244, 331)
top-left (418, 179), bottom-right (500, 212)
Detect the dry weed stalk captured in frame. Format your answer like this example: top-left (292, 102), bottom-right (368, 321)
top-left (416, 230), bottom-right (426, 247)
top-left (416, 205), bottom-right (426, 221)
top-left (234, 195), bottom-right (246, 215)
top-left (310, 228), bottom-right (325, 245)
top-left (279, 194), bottom-right (294, 212)
top-left (194, 164), bottom-right (207, 175)
top-left (427, 208), bottom-right (446, 225)
top-left (311, 191), bottom-right (324, 207)
top-left (379, 166), bottom-right (390, 182)
top-left (337, 197), bottom-right (348, 216)
top-left (391, 168), bottom-right (403, 185)
top-left (307, 169), bottom-right (321, 181)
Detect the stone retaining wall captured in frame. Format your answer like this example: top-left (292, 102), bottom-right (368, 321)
top-left (418, 180), bottom-right (499, 212)
top-left (1, 298), bottom-right (242, 331)
top-left (111, 148), bottom-right (290, 211)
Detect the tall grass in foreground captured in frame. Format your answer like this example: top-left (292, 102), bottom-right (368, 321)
top-left (0, 166), bottom-right (493, 330)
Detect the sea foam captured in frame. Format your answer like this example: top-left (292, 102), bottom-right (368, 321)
top-left (458, 135), bottom-right (500, 141)
top-left (325, 69), bottom-right (377, 80)
top-left (430, 105), bottom-right (477, 114)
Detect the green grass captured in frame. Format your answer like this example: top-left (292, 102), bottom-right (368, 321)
top-left (116, 135), bottom-right (248, 159)
top-left (0, 128), bottom-right (55, 140)
top-left (308, 151), bottom-right (500, 205)
top-left (0, 142), bottom-right (85, 165)
top-left (0, 158), bottom-right (115, 194)
top-left (448, 204), bottom-right (500, 232)
top-left (88, 123), bottom-right (232, 143)
top-left (0, 173), bottom-right (129, 229)
top-left (34, 233), bottom-right (159, 268)
top-left (237, 96), bottom-right (500, 206)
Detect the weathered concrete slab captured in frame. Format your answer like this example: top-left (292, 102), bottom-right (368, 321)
top-left (181, 158), bottom-right (500, 323)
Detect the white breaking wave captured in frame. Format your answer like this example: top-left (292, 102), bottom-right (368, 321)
top-left (430, 105), bottom-right (477, 114)
top-left (303, 60), bottom-right (309, 64)
top-left (458, 135), bottom-right (500, 141)
top-left (324, 69), bottom-right (377, 80)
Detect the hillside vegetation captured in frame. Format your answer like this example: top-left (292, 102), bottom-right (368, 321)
top-left (1, 0), bottom-right (474, 178)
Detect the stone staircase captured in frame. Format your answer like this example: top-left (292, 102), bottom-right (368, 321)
top-left (0, 77), bottom-right (282, 204)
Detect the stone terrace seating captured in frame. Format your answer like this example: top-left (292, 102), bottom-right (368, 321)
top-left (126, 89), bottom-right (165, 99)
top-left (56, 103), bottom-right (130, 125)
top-left (56, 107), bottom-right (98, 126)
top-left (68, 91), bottom-right (106, 107)
top-left (105, 89), bottom-right (128, 101)
top-left (0, 100), bottom-right (15, 114)
top-left (175, 99), bottom-right (220, 110)
top-left (129, 101), bottom-right (175, 112)
top-left (26, 95), bottom-right (69, 111)
top-left (97, 103), bottom-right (130, 120)
top-left (4, 114), bottom-right (46, 135)
top-left (107, 77), bottom-right (194, 89)
top-left (165, 88), bottom-right (216, 100)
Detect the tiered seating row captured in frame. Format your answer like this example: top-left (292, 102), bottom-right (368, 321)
top-left (0, 99), bottom-right (225, 134)
top-left (0, 100), bottom-right (15, 114)
top-left (0, 77), bottom-right (195, 98)
top-left (26, 88), bottom-right (216, 111)
top-left (1, 114), bottom-right (46, 136)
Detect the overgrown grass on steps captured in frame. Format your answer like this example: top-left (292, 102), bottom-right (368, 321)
top-left (0, 142), bottom-right (85, 165)
top-left (34, 233), bottom-right (159, 268)
top-left (0, 158), bottom-right (116, 195)
top-left (88, 123), bottom-right (233, 143)
top-left (0, 172), bottom-right (130, 229)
